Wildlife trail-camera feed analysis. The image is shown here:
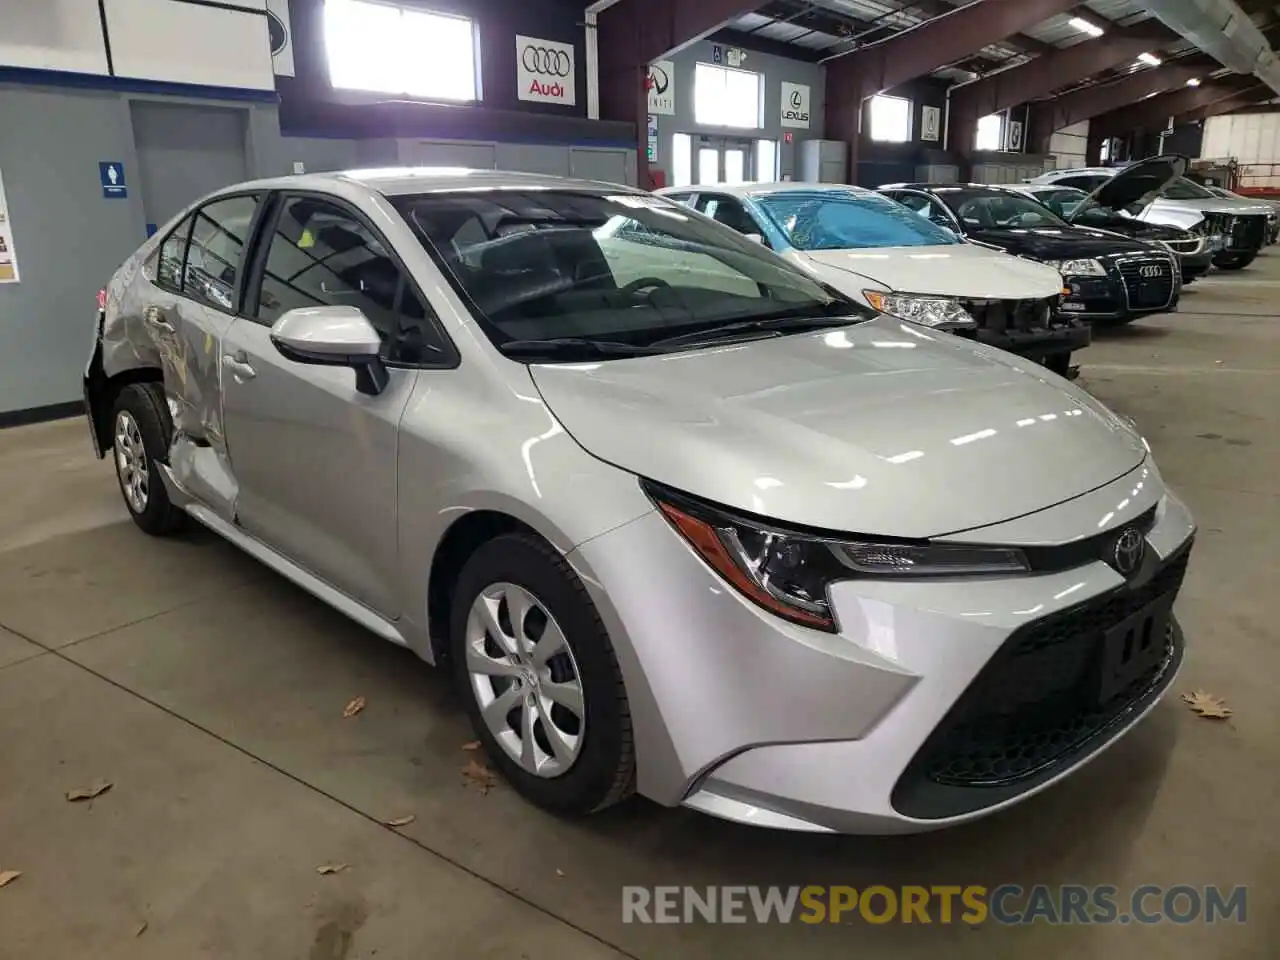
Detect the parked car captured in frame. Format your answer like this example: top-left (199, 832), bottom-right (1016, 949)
top-left (656, 182), bottom-right (1086, 376)
top-left (1012, 157), bottom-right (1213, 284)
top-left (879, 182), bottom-right (1180, 325)
top-left (1201, 184), bottom-right (1280, 244)
top-left (1029, 161), bottom-right (1272, 269)
top-left (84, 169), bottom-right (1196, 835)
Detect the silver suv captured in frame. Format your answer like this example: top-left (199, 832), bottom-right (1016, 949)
top-left (1030, 161), bottom-right (1274, 269)
top-left (83, 169), bottom-right (1195, 834)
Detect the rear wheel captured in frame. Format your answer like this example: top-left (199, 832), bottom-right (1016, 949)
top-left (1213, 251), bottom-right (1257, 270)
top-left (111, 383), bottom-right (184, 536)
top-left (451, 532), bottom-right (634, 815)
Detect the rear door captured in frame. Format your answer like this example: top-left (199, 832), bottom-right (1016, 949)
top-left (144, 192), bottom-right (263, 520)
top-left (220, 192), bottom-right (451, 615)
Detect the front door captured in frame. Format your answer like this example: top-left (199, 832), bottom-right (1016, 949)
top-left (695, 137), bottom-right (753, 186)
top-left (219, 193), bottom-right (428, 616)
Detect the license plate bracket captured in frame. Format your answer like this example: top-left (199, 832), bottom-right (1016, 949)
top-left (1095, 597), bottom-right (1173, 705)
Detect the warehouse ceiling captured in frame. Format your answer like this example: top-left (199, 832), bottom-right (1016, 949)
top-left (714, 0), bottom-right (1280, 104)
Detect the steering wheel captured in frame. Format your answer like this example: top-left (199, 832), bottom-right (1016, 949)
top-left (619, 277), bottom-right (670, 298)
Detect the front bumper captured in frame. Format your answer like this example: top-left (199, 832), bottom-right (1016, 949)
top-left (570, 464), bottom-right (1195, 834)
top-left (1061, 271), bottom-right (1177, 322)
top-left (973, 321), bottom-right (1090, 359)
top-left (1177, 251), bottom-right (1213, 280)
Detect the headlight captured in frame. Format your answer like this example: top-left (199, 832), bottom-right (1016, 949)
top-left (645, 483), bottom-right (1030, 632)
top-left (1044, 258), bottom-right (1107, 277)
top-left (862, 291), bottom-right (977, 330)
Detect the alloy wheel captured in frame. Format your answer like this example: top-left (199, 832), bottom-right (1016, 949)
top-left (114, 410), bottom-right (149, 514)
top-left (465, 582), bottom-right (586, 778)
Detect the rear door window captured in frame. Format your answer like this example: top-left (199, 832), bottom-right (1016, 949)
top-left (155, 215), bottom-right (195, 293)
top-left (184, 194), bottom-right (261, 313)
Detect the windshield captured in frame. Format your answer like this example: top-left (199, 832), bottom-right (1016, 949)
top-left (391, 190), bottom-right (864, 357)
top-left (1162, 177), bottom-right (1215, 200)
top-left (755, 190), bottom-right (960, 249)
top-left (935, 189), bottom-right (1070, 230)
top-left (1026, 187), bottom-right (1089, 219)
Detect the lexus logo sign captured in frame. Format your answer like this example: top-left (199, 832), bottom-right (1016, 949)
top-left (1139, 264), bottom-right (1165, 278)
top-left (516, 35), bottom-right (575, 106)
top-left (781, 81), bottom-right (811, 129)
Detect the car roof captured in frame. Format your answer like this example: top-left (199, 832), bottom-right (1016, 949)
top-left (656, 181), bottom-right (877, 199)
top-left (208, 167), bottom-right (648, 199)
top-left (878, 183), bottom-right (1016, 192)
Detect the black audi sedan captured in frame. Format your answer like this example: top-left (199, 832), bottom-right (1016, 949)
top-left (879, 182), bottom-right (1180, 325)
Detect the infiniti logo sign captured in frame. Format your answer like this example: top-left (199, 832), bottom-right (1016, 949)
top-left (522, 45), bottom-right (571, 77)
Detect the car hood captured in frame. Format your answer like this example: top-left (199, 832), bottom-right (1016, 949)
top-left (530, 316), bottom-right (1147, 539)
top-left (793, 244), bottom-right (1064, 299)
top-left (1079, 217), bottom-right (1192, 242)
top-left (965, 225), bottom-right (1154, 260)
top-left (1148, 197), bottom-right (1273, 216)
top-left (1070, 155), bottom-right (1186, 220)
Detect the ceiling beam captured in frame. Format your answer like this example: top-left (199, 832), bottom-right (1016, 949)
top-left (1179, 84), bottom-right (1274, 122)
top-left (949, 19), bottom-right (1183, 153)
top-left (1091, 76), bottom-right (1260, 134)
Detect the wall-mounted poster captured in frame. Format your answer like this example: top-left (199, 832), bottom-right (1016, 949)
top-left (647, 60), bottom-right (675, 115)
top-left (0, 168), bottom-right (19, 284)
top-left (921, 105), bottom-right (942, 142)
top-left (1007, 119), bottom-right (1025, 151)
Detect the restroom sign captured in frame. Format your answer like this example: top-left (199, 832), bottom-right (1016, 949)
top-left (781, 82), bottom-right (811, 129)
top-left (99, 162), bottom-right (127, 199)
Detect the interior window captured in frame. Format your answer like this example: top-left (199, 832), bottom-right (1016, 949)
top-left (184, 195), bottom-right (259, 312)
top-left (257, 196), bottom-right (444, 364)
top-left (155, 215), bottom-right (195, 293)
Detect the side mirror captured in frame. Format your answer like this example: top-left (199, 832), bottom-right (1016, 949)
top-left (270, 305), bottom-right (389, 396)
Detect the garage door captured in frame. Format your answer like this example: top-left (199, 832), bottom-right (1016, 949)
top-left (130, 101), bottom-right (249, 229)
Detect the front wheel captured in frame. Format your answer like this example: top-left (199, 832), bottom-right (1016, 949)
top-left (111, 383), bottom-right (185, 536)
top-left (1213, 251), bottom-right (1257, 270)
top-left (451, 532), bottom-right (635, 815)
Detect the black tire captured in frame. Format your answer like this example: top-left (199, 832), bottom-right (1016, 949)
top-left (110, 383), bottom-right (185, 536)
top-left (1213, 251), bottom-right (1257, 270)
top-left (451, 532), bottom-right (635, 815)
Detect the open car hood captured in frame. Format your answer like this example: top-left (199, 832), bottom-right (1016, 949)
top-left (1069, 155), bottom-right (1188, 222)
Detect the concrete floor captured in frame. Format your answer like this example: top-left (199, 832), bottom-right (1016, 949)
top-left (1, 261), bottom-right (1278, 960)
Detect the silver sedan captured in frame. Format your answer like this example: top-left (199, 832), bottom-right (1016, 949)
top-left (83, 168), bottom-right (1195, 833)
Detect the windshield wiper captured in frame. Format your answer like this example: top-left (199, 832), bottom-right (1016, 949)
top-left (498, 338), bottom-right (664, 361)
top-left (646, 307), bottom-right (862, 350)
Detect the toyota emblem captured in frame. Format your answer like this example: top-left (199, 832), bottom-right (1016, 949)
top-left (1111, 527), bottom-right (1145, 577)
top-left (522, 45), bottom-right (571, 77)
top-left (1138, 264), bottom-right (1164, 278)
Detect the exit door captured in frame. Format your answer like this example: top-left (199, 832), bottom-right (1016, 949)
top-left (695, 137), bottom-right (753, 186)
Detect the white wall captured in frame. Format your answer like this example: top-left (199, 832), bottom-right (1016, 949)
top-left (0, 0), bottom-right (274, 92)
top-left (0, 0), bottom-right (110, 75)
top-left (1048, 120), bottom-right (1089, 169)
top-left (1202, 112), bottom-right (1280, 187)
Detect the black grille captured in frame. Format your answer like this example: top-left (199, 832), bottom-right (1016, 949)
top-left (1161, 238), bottom-right (1201, 254)
top-left (957, 297), bottom-right (1056, 333)
top-left (1199, 212), bottom-right (1232, 236)
top-left (892, 544), bottom-right (1191, 820)
top-left (1117, 257), bottom-right (1175, 310)
top-left (1229, 214), bottom-right (1266, 250)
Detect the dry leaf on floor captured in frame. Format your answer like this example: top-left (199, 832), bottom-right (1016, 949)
top-left (0, 870), bottom-right (21, 888)
top-left (384, 815), bottom-right (416, 828)
top-left (1182, 690), bottom-right (1232, 719)
top-left (555, 869), bottom-right (565, 878)
top-left (135, 921), bottom-right (148, 937)
top-left (462, 759), bottom-right (497, 795)
top-left (316, 863), bottom-right (349, 875)
top-left (461, 740), bottom-right (481, 751)
top-left (342, 696), bottom-right (367, 719)
top-left (66, 780), bottom-right (113, 802)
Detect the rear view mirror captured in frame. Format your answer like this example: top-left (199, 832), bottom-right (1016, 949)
top-left (270, 305), bottom-right (389, 396)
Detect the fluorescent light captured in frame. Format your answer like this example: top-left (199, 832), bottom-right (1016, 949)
top-left (1187, 77), bottom-right (1202, 87)
top-left (1138, 52), bottom-right (1162, 66)
top-left (1068, 16), bottom-right (1104, 37)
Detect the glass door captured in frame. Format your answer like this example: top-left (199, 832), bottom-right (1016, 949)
top-left (694, 137), bottom-right (754, 185)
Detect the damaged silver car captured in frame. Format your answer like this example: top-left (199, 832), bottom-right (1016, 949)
top-left (83, 170), bottom-right (1194, 834)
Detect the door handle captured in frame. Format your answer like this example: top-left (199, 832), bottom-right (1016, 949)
top-left (144, 305), bottom-right (174, 333)
top-left (221, 353), bottom-right (257, 381)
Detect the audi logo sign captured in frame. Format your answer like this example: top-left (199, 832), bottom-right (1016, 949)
top-left (1138, 264), bottom-right (1165, 278)
top-left (516, 34), bottom-right (576, 106)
